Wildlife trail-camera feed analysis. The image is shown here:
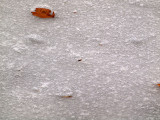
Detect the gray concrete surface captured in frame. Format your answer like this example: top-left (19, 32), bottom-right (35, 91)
top-left (1, 0), bottom-right (160, 119)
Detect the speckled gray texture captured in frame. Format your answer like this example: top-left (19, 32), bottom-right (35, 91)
top-left (1, 0), bottom-right (160, 120)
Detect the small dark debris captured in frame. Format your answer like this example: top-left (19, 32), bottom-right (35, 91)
top-left (61, 96), bottom-right (72, 98)
top-left (78, 59), bottom-right (82, 61)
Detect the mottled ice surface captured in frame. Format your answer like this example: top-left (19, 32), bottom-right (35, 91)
top-left (1, 0), bottom-right (160, 120)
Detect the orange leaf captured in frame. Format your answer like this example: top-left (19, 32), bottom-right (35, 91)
top-left (31, 8), bottom-right (55, 18)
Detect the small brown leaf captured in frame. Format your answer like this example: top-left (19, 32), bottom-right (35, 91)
top-left (31, 8), bottom-right (55, 18)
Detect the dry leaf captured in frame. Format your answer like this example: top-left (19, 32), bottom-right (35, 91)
top-left (31, 8), bottom-right (55, 18)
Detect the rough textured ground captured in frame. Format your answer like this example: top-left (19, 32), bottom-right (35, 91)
top-left (1, 0), bottom-right (160, 120)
